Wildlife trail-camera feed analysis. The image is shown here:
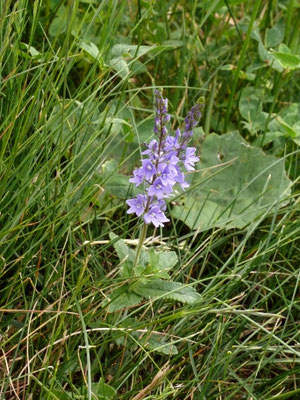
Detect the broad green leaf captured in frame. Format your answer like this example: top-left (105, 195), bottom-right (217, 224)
top-left (107, 287), bottom-right (142, 312)
top-left (149, 249), bottom-right (178, 270)
top-left (109, 56), bottom-right (129, 78)
top-left (148, 249), bottom-right (178, 278)
top-left (265, 20), bottom-right (285, 48)
top-left (276, 117), bottom-right (300, 145)
top-left (131, 60), bottom-right (148, 75)
top-left (254, 130), bottom-right (286, 147)
top-left (172, 131), bottom-right (291, 231)
top-left (136, 118), bottom-right (155, 143)
top-left (278, 43), bottom-right (292, 54)
top-left (49, 6), bottom-right (68, 37)
top-left (111, 44), bottom-right (154, 58)
top-left (134, 249), bottom-right (177, 279)
top-left (108, 44), bottom-right (175, 78)
top-left (290, 123), bottom-right (300, 145)
top-left (239, 87), bottom-right (263, 121)
top-left (134, 279), bottom-right (201, 304)
top-left (66, 379), bottom-right (116, 400)
top-left (238, 70), bottom-right (256, 81)
top-left (109, 233), bottom-right (135, 262)
top-left (106, 117), bottom-right (133, 141)
top-left (242, 112), bottom-right (268, 134)
top-left (108, 44), bottom-right (156, 79)
top-left (101, 159), bottom-right (119, 179)
top-left (271, 52), bottom-right (300, 70)
top-left (105, 174), bottom-right (141, 199)
top-left (79, 40), bottom-right (104, 66)
top-left (264, 103), bottom-right (300, 146)
top-left (280, 103), bottom-right (300, 126)
top-left (258, 42), bottom-right (283, 72)
top-left (239, 87), bottom-right (268, 133)
top-left (239, 19), bottom-right (261, 42)
top-left (91, 379), bottom-right (116, 400)
top-left (20, 43), bottom-right (42, 59)
top-left (276, 116), bottom-right (297, 139)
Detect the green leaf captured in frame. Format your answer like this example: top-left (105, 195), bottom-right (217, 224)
top-left (136, 118), bottom-right (155, 143)
top-left (91, 378), bottom-right (116, 400)
top-left (278, 43), bottom-right (292, 54)
top-left (122, 121), bottom-right (134, 143)
top-left (265, 20), bottom-right (285, 48)
top-left (258, 42), bottom-right (283, 72)
top-left (106, 117), bottom-right (133, 141)
top-left (49, 6), bottom-right (68, 37)
top-left (101, 159), bottom-right (119, 180)
top-left (134, 279), bottom-right (201, 304)
top-left (290, 123), bottom-right (300, 146)
top-left (147, 249), bottom-right (178, 279)
top-left (108, 45), bottom-right (153, 79)
top-left (172, 131), bottom-right (291, 231)
top-left (134, 249), bottom-right (178, 279)
top-left (110, 44), bottom-right (154, 58)
top-left (238, 86), bottom-right (269, 133)
top-left (62, 379), bottom-right (116, 400)
top-left (279, 103), bottom-right (300, 126)
top-left (276, 116), bottom-right (300, 145)
top-left (108, 44), bottom-right (175, 78)
top-left (107, 287), bottom-right (142, 312)
top-left (105, 174), bottom-right (141, 199)
top-left (79, 40), bottom-right (104, 66)
top-left (109, 56), bottom-right (129, 78)
top-left (239, 86), bottom-right (263, 121)
top-left (20, 43), bottom-right (42, 60)
top-left (276, 116), bottom-right (297, 139)
top-left (271, 52), bottom-right (300, 70)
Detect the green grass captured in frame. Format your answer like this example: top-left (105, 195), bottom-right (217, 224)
top-left (0, 1), bottom-right (299, 399)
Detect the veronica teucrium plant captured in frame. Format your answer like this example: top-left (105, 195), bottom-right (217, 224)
top-left (125, 90), bottom-right (203, 270)
top-left (127, 90), bottom-right (202, 228)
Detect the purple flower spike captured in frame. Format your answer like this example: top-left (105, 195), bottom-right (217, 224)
top-left (127, 91), bottom-right (203, 227)
top-left (184, 103), bottom-right (202, 138)
top-left (154, 90), bottom-right (170, 138)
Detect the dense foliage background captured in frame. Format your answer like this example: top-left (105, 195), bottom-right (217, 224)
top-left (0, 0), bottom-right (299, 399)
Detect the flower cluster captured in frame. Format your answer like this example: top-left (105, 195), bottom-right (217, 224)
top-left (126, 90), bottom-right (202, 227)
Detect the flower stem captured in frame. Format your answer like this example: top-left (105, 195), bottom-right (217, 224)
top-left (133, 222), bottom-right (148, 271)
